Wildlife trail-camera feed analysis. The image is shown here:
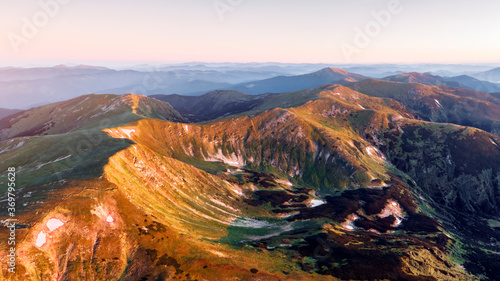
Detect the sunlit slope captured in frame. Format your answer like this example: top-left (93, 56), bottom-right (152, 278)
top-left (103, 143), bottom-right (255, 239)
top-left (0, 93), bottom-right (185, 140)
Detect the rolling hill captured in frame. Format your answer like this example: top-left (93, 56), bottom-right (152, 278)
top-left (1, 84), bottom-right (499, 280)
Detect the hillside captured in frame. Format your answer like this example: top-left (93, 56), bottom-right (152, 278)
top-left (0, 93), bottom-right (185, 140)
top-left (2, 85), bottom-right (499, 279)
top-left (350, 79), bottom-right (500, 136)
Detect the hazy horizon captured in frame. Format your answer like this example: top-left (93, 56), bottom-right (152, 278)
top-left (2, 62), bottom-right (500, 70)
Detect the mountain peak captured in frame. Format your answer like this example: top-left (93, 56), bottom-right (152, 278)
top-left (54, 64), bottom-right (69, 68)
top-left (398, 72), bottom-right (426, 78)
top-left (317, 67), bottom-right (351, 75)
top-left (122, 93), bottom-right (147, 99)
top-left (383, 72), bottom-right (445, 85)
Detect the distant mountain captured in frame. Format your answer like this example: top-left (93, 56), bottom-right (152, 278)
top-left (474, 67), bottom-right (500, 83)
top-left (0, 93), bottom-right (184, 140)
top-left (0, 69), bottom-right (145, 109)
top-left (448, 75), bottom-right (500, 92)
top-left (0, 69), bottom-right (235, 109)
top-left (0, 65), bottom-right (298, 109)
top-left (0, 64), bottom-right (113, 82)
top-left (0, 108), bottom-right (21, 119)
top-left (227, 67), bottom-right (368, 94)
top-left (104, 79), bottom-right (233, 97)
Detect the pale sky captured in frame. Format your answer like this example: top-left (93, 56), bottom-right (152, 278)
top-left (1, 0), bottom-right (500, 66)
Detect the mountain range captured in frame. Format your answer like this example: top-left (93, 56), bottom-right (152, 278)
top-left (3, 64), bottom-right (500, 110)
top-left (0, 67), bottom-right (500, 280)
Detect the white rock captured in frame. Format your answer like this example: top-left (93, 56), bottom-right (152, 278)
top-left (46, 218), bottom-right (64, 231)
top-left (36, 231), bottom-right (46, 247)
